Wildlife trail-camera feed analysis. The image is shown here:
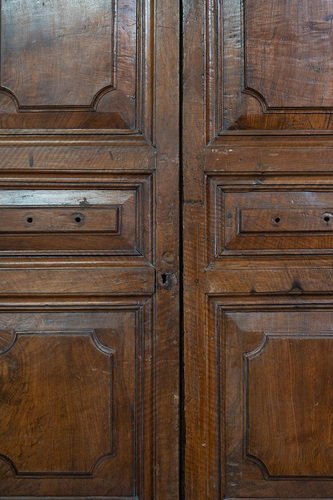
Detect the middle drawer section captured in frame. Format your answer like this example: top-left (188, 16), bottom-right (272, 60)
top-left (208, 175), bottom-right (333, 260)
top-left (0, 175), bottom-right (152, 259)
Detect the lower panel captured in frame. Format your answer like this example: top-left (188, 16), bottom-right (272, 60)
top-left (212, 300), bottom-right (333, 498)
top-left (0, 300), bottom-right (153, 498)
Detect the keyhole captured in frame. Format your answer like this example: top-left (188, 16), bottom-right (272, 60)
top-left (161, 273), bottom-right (168, 284)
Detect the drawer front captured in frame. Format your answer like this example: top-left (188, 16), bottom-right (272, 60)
top-left (0, 207), bottom-right (120, 233)
top-left (210, 178), bottom-right (333, 258)
top-left (0, 181), bottom-right (152, 258)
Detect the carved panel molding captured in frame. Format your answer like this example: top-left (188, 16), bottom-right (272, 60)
top-left (0, 301), bottom-right (154, 498)
top-left (209, 299), bottom-right (333, 498)
top-left (207, 175), bottom-right (333, 262)
top-left (0, 0), bottom-right (154, 135)
top-left (207, 0), bottom-right (333, 139)
top-left (0, 175), bottom-right (153, 260)
top-left (1, 0), bottom-right (116, 111)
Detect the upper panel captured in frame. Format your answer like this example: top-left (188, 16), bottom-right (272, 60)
top-left (0, 0), bottom-right (151, 133)
top-left (245, 0), bottom-right (333, 110)
top-left (209, 0), bottom-right (333, 138)
top-left (2, 0), bottom-right (115, 109)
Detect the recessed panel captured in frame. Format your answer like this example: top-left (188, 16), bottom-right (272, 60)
top-left (247, 335), bottom-right (333, 478)
top-left (0, 0), bottom-right (139, 130)
top-left (245, 0), bottom-right (333, 110)
top-left (212, 0), bottom-right (333, 134)
top-left (2, 0), bottom-right (114, 108)
top-left (0, 305), bottom-right (152, 497)
top-left (0, 331), bottom-right (114, 475)
top-left (0, 182), bottom-right (152, 258)
top-left (219, 306), bottom-right (333, 497)
top-left (210, 179), bottom-right (333, 257)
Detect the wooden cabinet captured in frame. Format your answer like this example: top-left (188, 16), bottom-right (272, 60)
top-left (0, 1), bottom-right (179, 499)
top-left (184, 0), bottom-right (333, 498)
top-left (4, 0), bottom-right (333, 498)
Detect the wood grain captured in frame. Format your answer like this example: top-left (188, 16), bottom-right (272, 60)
top-left (0, 0), bottom-right (179, 497)
top-left (0, 0), bottom-right (139, 130)
top-left (207, 0), bottom-right (333, 136)
top-left (184, 0), bottom-right (333, 498)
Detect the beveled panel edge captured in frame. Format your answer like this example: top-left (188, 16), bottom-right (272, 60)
top-left (206, 0), bottom-right (333, 144)
top-left (0, 298), bottom-right (154, 498)
top-left (0, 0), bottom-right (154, 143)
top-left (206, 174), bottom-right (333, 264)
top-left (208, 297), bottom-right (333, 498)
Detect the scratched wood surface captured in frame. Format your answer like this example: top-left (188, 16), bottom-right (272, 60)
top-left (184, 0), bottom-right (333, 498)
top-left (0, 0), bottom-right (179, 498)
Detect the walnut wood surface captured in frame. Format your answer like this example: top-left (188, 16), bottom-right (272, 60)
top-left (184, 0), bottom-right (333, 498)
top-left (0, 0), bottom-right (179, 498)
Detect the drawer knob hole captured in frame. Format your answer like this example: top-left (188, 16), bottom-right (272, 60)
top-left (72, 213), bottom-right (84, 224)
top-left (26, 217), bottom-right (33, 224)
top-left (274, 217), bottom-right (281, 224)
top-left (323, 213), bottom-right (333, 223)
top-left (73, 213), bottom-right (84, 224)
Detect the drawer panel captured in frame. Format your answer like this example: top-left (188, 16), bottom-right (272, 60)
top-left (209, 178), bottom-right (333, 258)
top-left (0, 182), bottom-right (152, 258)
top-left (240, 207), bottom-right (333, 234)
top-left (0, 207), bottom-right (119, 233)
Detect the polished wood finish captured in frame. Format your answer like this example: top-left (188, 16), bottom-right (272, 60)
top-left (0, 180), bottom-right (152, 256)
top-left (0, 1), bottom-right (179, 498)
top-left (209, 0), bottom-right (333, 134)
top-left (184, 0), bottom-right (333, 498)
top-left (0, 301), bottom-right (154, 497)
top-left (208, 176), bottom-right (333, 256)
top-left (0, 0), bottom-right (137, 130)
top-left (245, 0), bottom-right (333, 110)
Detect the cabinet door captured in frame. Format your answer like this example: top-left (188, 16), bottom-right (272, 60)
top-left (184, 0), bottom-right (333, 498)
top-left (0, 1), bottom-right (179, 498)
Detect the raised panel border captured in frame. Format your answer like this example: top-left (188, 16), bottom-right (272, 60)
top-left (0, 298), bottom-right (154, 499)
top-left (207, 174), bottom-right (333, 263)
top-left (206, 0), bottom-right (333, 142)
top-left (0, 174), bottom-right (153, 261)
top-left (0, 0), bottom-right (117, 112)
top-left (208, 296), bottom-right (333, 498)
